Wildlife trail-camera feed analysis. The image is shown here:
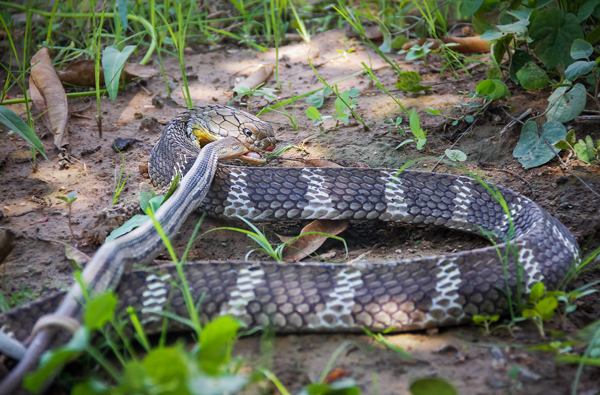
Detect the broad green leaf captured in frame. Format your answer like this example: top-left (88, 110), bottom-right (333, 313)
top-left (521, 308), bottom-right (539, 319)
top-left (334, 90), bottom-right (351, 116)
top-left (445, 149), bottom-right (467, 162)
top-left (571, 38), bottom-right (594, 59)
top-left (84, 292), bottom-right (118, 330)
top-left (476, 79), bottom-right (509, 100)
top-left (199, 315), bottom-right (241, 374)
top-left (140, 188), bottom-right (157, 212)
top-left (473, 315), bottom-right (488, 324)
top-left (513, 121), bottom-right (567, 169)
top-left (348, 88), bottom-right (360, 97)
top-left (0, 105), bottom-right (48, 160)
top-left (508, 9), bottom-right (533, 21)
top-left (117, 0), bottom-right (129, 29)
top-left (66, 190), bottom-right (78, 200)
top-left (530, 8), bottom-right (583, 68)
top-left (105, 214), bottom-right (149, 242)
top-left (586, 25), bottom-right (600, 44)
top-left (374, 18), bottom-right (392, 53)
top-left (395, 71), bottom-right (431, 92)
top-left (391, 35), bottom-right (410, 49)
top-left (516, 62), bottom-right (549, 90)
top-left (546, 83), bottom-right (586, 123)
top-left (410, 377), bottom-right (459, 395)
top-left (302, 378), bottom-right (360, 395)
top-left (460, 0), bottom-right (484, 16)
top-left (509, 49), bottom-right (534, 82)
top-left (530, 282), bottom-right (545, 301)
top-left (102, 45), bottom-right (136, 101)
top-left (564, 61), bottom-right (595, 81)
top-left (486, 66), bottom-right (503, 80)
top-left (148, 195), bottom-right (165, 213)
top-left (537, 296), bottom-right (558, 317)
top-left (143, 346), bottom-right (187, 393)
top-left (24, 328), bottom-right (89, 392)
top-left (395, 139), bottom-right (415, 149)
top-left (491, 34), bottom-right (512, 65)
top-left (577, 0), bottom-right (598, 22)
top-left (306, 106), bottom-right (321, 120)
top-left (574, 135), bottom-right (597, 164)
top-left (554, 129), bottom-right (576, 150)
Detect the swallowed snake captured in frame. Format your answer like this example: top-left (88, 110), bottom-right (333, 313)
top-left (0, 105), bottom-right (580, 393)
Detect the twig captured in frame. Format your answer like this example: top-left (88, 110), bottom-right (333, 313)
top-left (500, 108), bottom-right (531, 135)
top-left (478, 162), bottom-right (535, 199)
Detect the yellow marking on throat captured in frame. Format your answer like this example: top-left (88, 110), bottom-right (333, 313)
top-left (191, 126), bottom-right (220, 147)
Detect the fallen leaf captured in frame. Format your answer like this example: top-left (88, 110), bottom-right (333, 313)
top-left (233, 64), bottom-right (275, 91)
top-left (30, 48), bottom-right (69, 149)
top-left (402, 36), bottom-right (491, 53)
top-left (56, 60), bottom-right (159, 87)
top-left (280, 219), bottom-right (349, 262)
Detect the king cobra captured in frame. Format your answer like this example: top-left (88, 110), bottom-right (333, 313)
top-left (0, 105), bottom-right (580, 393)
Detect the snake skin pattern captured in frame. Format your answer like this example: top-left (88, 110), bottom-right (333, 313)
top-left (1, 168), bottom-right (580, 341)
top-left (0, 106), bottom-right (581, 393)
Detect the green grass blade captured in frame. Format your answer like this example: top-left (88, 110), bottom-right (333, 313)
top-left (0, 105), bottom-right (48, 161)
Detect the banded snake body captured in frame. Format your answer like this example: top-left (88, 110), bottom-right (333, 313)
top-left (0, 105), bottom-right (580, 393)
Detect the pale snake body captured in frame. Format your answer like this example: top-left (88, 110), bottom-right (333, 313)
top-left (0, 105), bottom-right (581, 393)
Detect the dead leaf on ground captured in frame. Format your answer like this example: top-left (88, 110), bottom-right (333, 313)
top-left (233, 64), bottom-right (275, 91)
top-left (30, 48), bottom-right (69, 149)
top-left (279, 219), bottom-right (349, 262)
top-left (57, 60), bottom-right (159, 87)
top-left (402, 36), bottom-right (491, 53)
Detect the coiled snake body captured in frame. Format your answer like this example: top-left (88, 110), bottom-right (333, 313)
top-left (0, 105), bottom-right (581, 393)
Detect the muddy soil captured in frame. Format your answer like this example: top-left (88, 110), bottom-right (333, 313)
top-left (1, 30), bottom-right (600, 394)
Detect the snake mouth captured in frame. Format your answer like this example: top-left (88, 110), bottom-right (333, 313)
top-left (239, 150), bottom-right (266, 165)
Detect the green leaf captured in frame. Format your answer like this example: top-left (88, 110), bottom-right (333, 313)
top-left (510, 49), bottom-right (535, 83)
top-left (334, 90), bottom-right (351, 116)
top-left (564, 60), bottom-right (595, 81)
top-left (486, 66), bottom-right (503, 80)
top-left (554, 129), bottom-right (576, 150)
top-left (105, 214), bottom-right (149, 242)
top-left (546, 83), bottom-right (586, 123)
top-left (306, 106), bottom-right (321, 120)
top-left (102, 45), bottom-right (136, 101)
top-left (143, 346), bottom-right (188, 393)
top-left (574, 135), bottom-right (597, 164)
top-left (72, 379), bottom-right (111, 395)
top-left (476, 79), bottom-right (509, 100)
top-left (571, 38), bottom-right (594, 59)
top-left (117, 0), bottom-right (129, 29)
top-left (460, 0), bottom-right (484, 16)
top-left (529, 8), bottom-right (584, 68)
top-left (445, 149), bottom-right (467, 162)
top-left (348, 88), bottom-right (360, 98)
top-left (148, 195), bottom-right (165, 213)
top-left (522, 308), bottom-right (539, 319)
top-left (410, 377), bottom-right (459, 395)
top-left (395, 71), bottom-right (431, 92)
top-left (536, 296), bottom-right (559, 318)
top-left (0, 105), bottom-right (48, 161)
top-left (491, 35), bottom-right (512, 65)
top-left (530, 282), bottom-right (545, 302)
top-left (56, 196), bottom-right (68, 202)
top-left (391, 35), bottom-right (410, 50)
top-left (473, 315), bottom-right (489, 324)
top-left (84, 292), bottom-right (118, 330)
top-left (140, 188), bottom-right (157, 212)
top-left (375, 18), bottom-right (392, 53)
top-left (516, 62), bottom-right (549, 90)
top-left (303, 378), bottom-right (360, 395)
top-left (585, 25), bottom-right (600, 45)
top-left (513, 121), bottom-right (567, 169)
top-left (577, 0), bottom-right (598, 22)
top-left (199, 315), bottom-right (241, 374)
top-left (66, 190), bottom-right (78, 200)
top-left (24, 327), bottom-right (89, 392)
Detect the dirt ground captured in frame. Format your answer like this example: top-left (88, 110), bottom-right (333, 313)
top-left (1, 30), bottom-right (600, 394)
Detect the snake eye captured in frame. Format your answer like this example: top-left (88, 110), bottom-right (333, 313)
top-left (243, 128), bottom-right (253, 137)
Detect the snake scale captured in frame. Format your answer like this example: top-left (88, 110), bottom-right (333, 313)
top-left (0, 105), bottom-right (580, 393)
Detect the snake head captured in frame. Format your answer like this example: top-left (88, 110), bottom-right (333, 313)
top-left (191, 106), bottom-right (277, 165)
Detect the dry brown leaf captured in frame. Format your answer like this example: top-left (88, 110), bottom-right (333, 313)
top-left (57, 60), bottom-right (158, 87)
top-left (233, 64), bottom-right (275, 91)
top-left (281, 219), bottom-right (349, 262)
top-left (30, 48), bottom-right (69, 149)
top-left (402, 36), bottom-right (491, 54)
